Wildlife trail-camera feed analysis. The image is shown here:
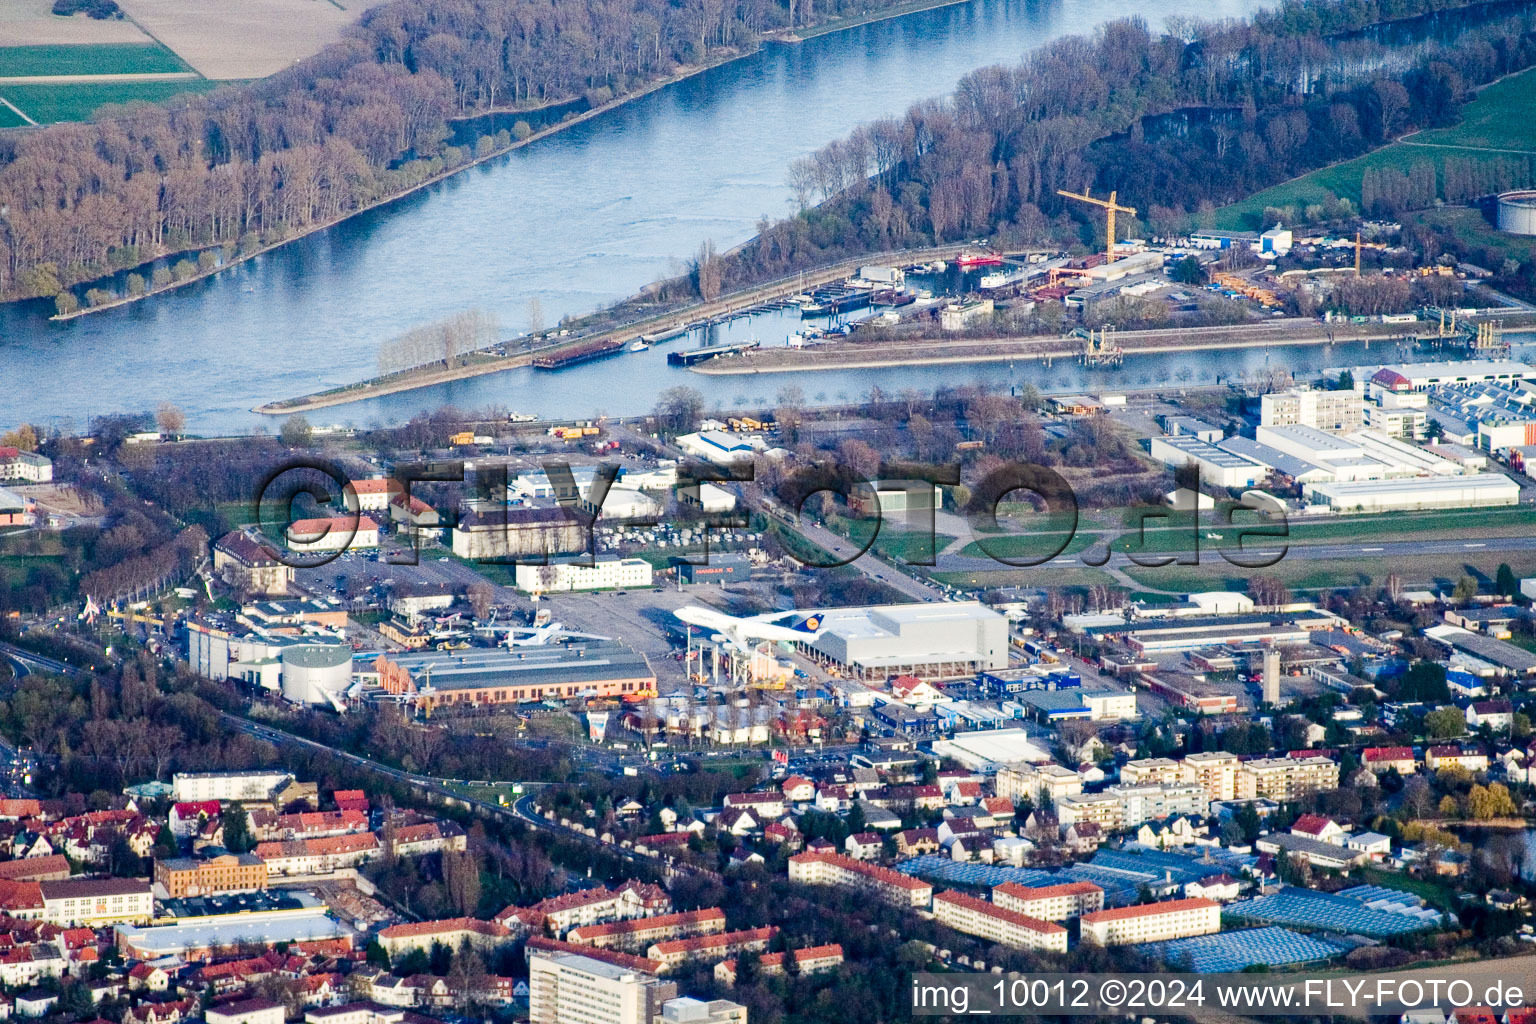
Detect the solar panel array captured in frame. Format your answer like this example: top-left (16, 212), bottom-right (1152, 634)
top-left (896, 856), bottom-right (1148, 904)
top-left (1090, 847), bottom-right (1257, 885)
top-left (1136, 925), bottom-right (1348, 972)
top-left (1224, 886), bottom-right (1437, 936)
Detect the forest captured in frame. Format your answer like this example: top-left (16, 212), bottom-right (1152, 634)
top-left (698, 0), bottom-right (1536, 295)
top-left (0, 0), bottom-right (915, 309)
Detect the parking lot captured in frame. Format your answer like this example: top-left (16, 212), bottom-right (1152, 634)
top-left (294, 545), bottom-right (518, 604)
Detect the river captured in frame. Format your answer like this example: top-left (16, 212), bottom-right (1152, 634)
top-left (0, 0), bottom-right (1496, 434)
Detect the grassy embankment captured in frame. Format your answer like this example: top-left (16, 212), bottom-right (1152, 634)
top-left (1216, 65), bottom-right (1536, 263)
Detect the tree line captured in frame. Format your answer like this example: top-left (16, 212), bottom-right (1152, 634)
top-left (696, 0), bottom-right (1536, 294)
top-left (0, 0), bottom-right (915, 309)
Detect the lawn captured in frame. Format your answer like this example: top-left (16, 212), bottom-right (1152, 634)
top-left (1216, 65), bottom-right (1536, 231)
top-left (1120, 549), bottom-right (1536, 594)
top-left (1, 78), bottom-right (222, 123)
top-left (0, 102), bottom-right (27, 128)
top-left (0, 42), bottom-right (190, 77)
top-left (1408, 68), bottom-right (1536, 152)
top-left (1107, 504), bottom-right (1536, 555)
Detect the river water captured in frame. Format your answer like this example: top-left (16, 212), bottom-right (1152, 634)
top-left (0, 0), bottom-right (1511, 433)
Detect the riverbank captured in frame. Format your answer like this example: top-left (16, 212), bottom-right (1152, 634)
top-left (253, 245), bottom-right (954, 415)
top-left (38, 0), bottom-right (984, 324)
top-left (687, 316), bottom-right (1536, 374)
top-left (774, 0), bottom-right (973, 40)
top-left (47, 48), bottom-right (762, 323)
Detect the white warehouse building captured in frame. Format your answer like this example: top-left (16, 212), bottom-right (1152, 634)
top-left (1146, 435), bottom-right (1266, 489)
top-left (798, 602), bottom-right (1009, 680)
top-left (514, 558), bottom-right (654, 593)
top-left (1303, 474), bottom-right (1519, 512)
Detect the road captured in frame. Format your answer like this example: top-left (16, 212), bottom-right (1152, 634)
top-left (0, 640), bottom-right (79, 678)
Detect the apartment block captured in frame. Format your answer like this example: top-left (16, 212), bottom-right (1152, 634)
top-left (1107, 782), bottom-right (1206, 826)
top-left (787, 852), bottom-right (933, 908)
top-left (931, 891), bottom-right (1067, 952)
top-left (1183, 751), bottom-right (1241, 802)
top-left (1118, 758), bottom-right (1184, 787)
top-left (1081, 897), bottom-right (1220, 946)
top-left (995, 763), bottom-right (1083, 805)
top-left (566, 909), bottom-right (726, 952)
top-left (991, 881), bottom-right (1104, 921)
top-left (646, 927), bottom-right (774, 972)
top-left (1236, 756), bottom-right (1339, 801)
top-left (1055, 792), bottom-right (1123, 830)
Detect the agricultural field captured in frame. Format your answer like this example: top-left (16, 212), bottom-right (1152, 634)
top-left (0, 76), bottom-right (219, 122)
top-left (1217, 66), bottom-right (1536, 231)
top-left (0, 0), bottom-right (151, 45)
top-left (113, 0), bottom-right (392, 80)
top-left (0, 40), bottom-right (189, 76)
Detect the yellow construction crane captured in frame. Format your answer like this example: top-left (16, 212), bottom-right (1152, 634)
top-left (1057, 188), bottom-right (1137, 264)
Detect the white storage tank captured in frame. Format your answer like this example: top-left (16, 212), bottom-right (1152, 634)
top-left (1497, 190), bottom-right (1536, 235)
top-left (281, 644), bottom-right (353, 704)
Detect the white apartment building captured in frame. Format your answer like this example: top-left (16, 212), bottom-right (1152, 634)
top-left (1183, 751), bottom-right (1241, 802)
top-left (1081, 897), bottom-right (1220, 946)
top-left (514, 558), bottom-right (654, 594)
top-left (995, 763), bottom-right (1083, 805)
top-left (1056, 782), bottom-right (1205, 830)
top-left (1236, 756), bottom-right (1339, 801)
top-left (787, 852), bottom-right (933, 908)
top-left (528, 951), bottom-right (677, 1024)
top-left (991, 881), bottom-right (1105, 921)
top-left (1055, 792), bottom-right (1124, 830)
top-left (172, 770), bottom-right (293, 804)
top-left (206, 1001), bottom-right (286, 1024)
top-left (1118, 758), bottom-right (1184, 786)
top-left (1108, 783), bottom-right (1205, 826)
top-left (41, 879), bottom-right (153, 927)
top-left (0, 448), bottom-right (52, 484)
top-left (1260, 389), bottom-right (1364, 434)
top-left (931, 891), bottom-right (1068, 952)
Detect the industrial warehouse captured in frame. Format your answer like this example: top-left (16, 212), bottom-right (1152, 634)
top-left (1144, 358), bottom-right (1536, 513)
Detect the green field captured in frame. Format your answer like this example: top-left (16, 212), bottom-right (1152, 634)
top-left (1216, 66), bottom-right (1536, 230)
top-left (1120, 549), bottom-right (1536, 594)
top-left (0, 42), bottom-right (191, 78)
top-left (1, 79), bottom-right (222, 124)
top-left (0, 102), bottom-right (27, 128)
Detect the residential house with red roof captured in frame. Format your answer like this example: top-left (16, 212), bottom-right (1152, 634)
top-left (1362, 747), bottom-right (1417, 775)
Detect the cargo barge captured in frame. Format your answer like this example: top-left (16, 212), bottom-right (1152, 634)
top-left (532, 337), bottom-right (627, 369)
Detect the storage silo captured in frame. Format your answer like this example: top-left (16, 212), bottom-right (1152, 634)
top-left (1496, 190), bottom-right (1536, 235)
top-left (281, 644), bottom-right (353, 705)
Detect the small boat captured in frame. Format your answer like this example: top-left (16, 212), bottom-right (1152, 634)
top-left (628, 340), bottom-right (648, 352)
top-left (956, 251), bottom-right (1003, 267)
